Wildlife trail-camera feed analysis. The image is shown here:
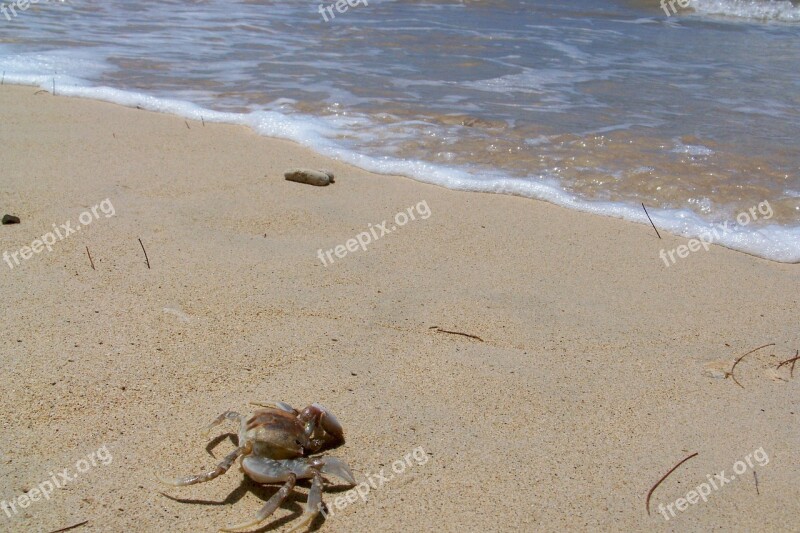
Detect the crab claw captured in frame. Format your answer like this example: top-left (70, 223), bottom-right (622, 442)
top-left (299, 403), bottom-right (345, 452)
top-left (320, 457), bottom-right (356, 486)
top-left (314, 403), bottom-right (345, 443)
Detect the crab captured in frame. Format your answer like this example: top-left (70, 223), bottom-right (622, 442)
top-left (158, 401), bottom-right (356, 532)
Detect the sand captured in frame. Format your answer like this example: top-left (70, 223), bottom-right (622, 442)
top-left (0, 84), bottom-right (797, 533)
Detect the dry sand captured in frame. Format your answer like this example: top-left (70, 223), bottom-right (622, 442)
top-left (0, 84), bottom-right (798, 532)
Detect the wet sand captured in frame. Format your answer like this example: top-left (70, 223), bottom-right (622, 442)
top-left (0, 84), bottom-right (798, 532)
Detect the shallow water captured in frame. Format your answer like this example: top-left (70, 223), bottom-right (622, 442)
top-left (1, 0), bottom-right (799, 260)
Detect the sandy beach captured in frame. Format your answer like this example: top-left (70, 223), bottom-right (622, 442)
top-left (0, 84), bottom-right (798, 532)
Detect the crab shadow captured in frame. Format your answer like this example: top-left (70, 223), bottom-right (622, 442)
top-left (159, 433), bottom-right (352, 533)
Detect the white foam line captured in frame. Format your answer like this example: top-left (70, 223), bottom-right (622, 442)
top-left (2, 74), bottom-right (799, 264)
top-left (690, 0), bottom-right (800, 22)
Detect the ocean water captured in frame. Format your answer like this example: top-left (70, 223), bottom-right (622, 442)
top-left (1, 0), bottom-right (799, 261)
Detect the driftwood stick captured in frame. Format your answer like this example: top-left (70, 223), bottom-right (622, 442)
top-left (138, 238), bottom-right (151, 269)
top-left (85, 246), bottom-right (95, 270)
top-left (776, 350), bottom-right (800, 378)
top-left (47, 520), bottom-right (89, 533)
top-left (434, 327), bottom-right (483, 342)
top-left (729, 343), bottom-right (775, 388)
top-left (646, 452), bottom-right (698, 515)
top-left (642, 203), bottom-right (661, 239)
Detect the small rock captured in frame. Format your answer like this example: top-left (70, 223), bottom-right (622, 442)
top-left (2, 214), bottom-right (20, 225)
top-left (284, 168), bottom-right (334, 186)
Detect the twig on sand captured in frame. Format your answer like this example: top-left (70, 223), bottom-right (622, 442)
top-left (646, 452), bottom-right (699, 515)
top-left (47, 520), bottom-right (88, 533)
top-left (34, 90), bottom-right (48, 95)
top-left (201, 116), bottom-right (205, 127)
top-left (431, 326), bottom-right (483, 342)
top-left (138, 238), bottom-right (151, 269)
top-left (642, 203), bottom-right (661, 239)
top-left (85, 246), bottom-right (95, 270)
top-left (185, 120), bottom-right (190, 129)
top-left (1, 71), bottom-right (4, 85)
top-left (776, 350), bottom-right (800, 378)
top-left (753, 471), bottom-right (760, 495)
top-left (729, 343), bottom-right (775, 388)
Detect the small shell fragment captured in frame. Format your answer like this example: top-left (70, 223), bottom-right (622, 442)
top-left (702, 360), bottom-right (733, 379)
top-left (284, 168), bottom-right (335, 186)
top-left (163, 306), bottom-right (192, 323)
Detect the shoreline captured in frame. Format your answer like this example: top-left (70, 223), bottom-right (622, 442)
top-left (1, 80), bottom-right (797, 264)
top-left (0, 84), bottom-right (798, 532)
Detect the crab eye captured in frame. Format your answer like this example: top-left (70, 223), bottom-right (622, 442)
top-left (295, 439), bottom-right (302, 447)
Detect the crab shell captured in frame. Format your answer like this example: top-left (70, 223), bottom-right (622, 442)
top-left (242, 403), bottom-right (345, 460)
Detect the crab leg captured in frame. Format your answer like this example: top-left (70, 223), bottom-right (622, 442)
top-left (288, 471), bottom-right (324, 533)
top-left (248, 401), bottom-right (298, 414)
top-left (219, 473), bottom-right (297, 532)
top-left (202, 411), bottom-right (242, 438)
top-left (158, 442), bottom-right (252, 486)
